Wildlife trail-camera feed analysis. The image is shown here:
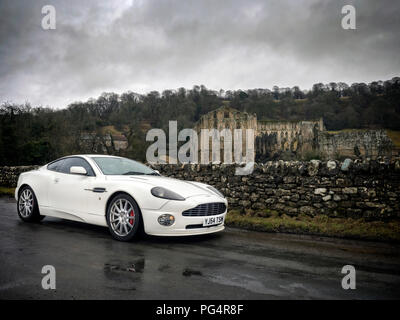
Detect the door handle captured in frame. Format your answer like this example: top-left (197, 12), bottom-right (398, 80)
top-left (84, 187), bottom-right (106, 193)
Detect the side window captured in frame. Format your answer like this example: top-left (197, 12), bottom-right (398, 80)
top-left (60, 157), bottom-right (95, 176)
top-left (47, 159), bottom-right (65, 172)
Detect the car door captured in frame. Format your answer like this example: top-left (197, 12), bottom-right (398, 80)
top-left (48, 157), bottom-right (96, 220)
top-left (39, 158), bottom-right (66, 208)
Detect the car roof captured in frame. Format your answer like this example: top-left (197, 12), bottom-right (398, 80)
top-left (48, 154), bottom-right (123, 164)
top-left (65, 154), bottom-right (122, 158)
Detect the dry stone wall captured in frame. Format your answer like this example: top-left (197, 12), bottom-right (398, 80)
top-left (151, 158), bottom-right (400, 221)
top-left (0, 166), bottom-right (40, 188)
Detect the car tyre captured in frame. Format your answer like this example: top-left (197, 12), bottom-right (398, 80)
top-left (106, 194), bottom-right (141, 241)
top-left (17, 186), bottom-right (44, 222)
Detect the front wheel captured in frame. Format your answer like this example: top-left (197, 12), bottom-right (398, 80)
top-left (17, 186), bottom-right (44, 222)
top-left (106, 194), bottom-right (141, 241)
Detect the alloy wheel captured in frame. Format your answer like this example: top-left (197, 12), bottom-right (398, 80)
top-left (19, 189), bottom-right (34, 218)
top-left (110, 198), bottom-right (136, 236)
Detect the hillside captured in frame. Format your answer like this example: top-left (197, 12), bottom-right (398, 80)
top-left (0, 77), bottom-right (399, 165)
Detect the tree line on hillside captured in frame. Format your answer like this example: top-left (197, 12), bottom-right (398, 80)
top-left (0, 77), bottom-right (399, 166)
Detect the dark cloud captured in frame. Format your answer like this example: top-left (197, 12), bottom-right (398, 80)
top-left (0, 0), bottom-right (399, 108)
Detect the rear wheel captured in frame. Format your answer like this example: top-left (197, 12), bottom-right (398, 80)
top-left (17, 186), bottom-right (44, 222)
top-left (106, 194), bottom-right (141, 241)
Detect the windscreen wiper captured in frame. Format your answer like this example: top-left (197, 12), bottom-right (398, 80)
top-left (122, 171), bottom-right (145, 175)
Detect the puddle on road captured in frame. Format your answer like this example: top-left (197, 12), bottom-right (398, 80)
top-left (205, 272), bottom-right (310, 298)
top-left (158, 264), bottom-right (171, 272)
top-left (279, 283), bottom-right (308, 295)
top-left (103, 258), bottom-right (145, 292)
top-left (104, 258), bottom-right (145, 275)
top-left (206, 274), bottom-right (277, 296)
top-left (182, 268), bottom-right (203, 277)
top-left (104, 285), bottom-right (136, 291)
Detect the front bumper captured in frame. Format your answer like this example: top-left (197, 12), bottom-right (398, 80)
top-left (142, 194), bottom-right (227, 236)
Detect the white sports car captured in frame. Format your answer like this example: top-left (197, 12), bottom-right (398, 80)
top-left (15, 155), bottom-right (227, 241)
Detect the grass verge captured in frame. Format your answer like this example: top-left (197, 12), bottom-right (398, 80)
top-left (386, 130), bottom-right (400, 148)
top-left (0, 187), bottom-right (15, 197)
top-left (226, 210), bottom-right (400, 242)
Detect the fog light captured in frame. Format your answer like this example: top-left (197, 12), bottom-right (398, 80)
top-left (158, 214), bottom-right (175, 226)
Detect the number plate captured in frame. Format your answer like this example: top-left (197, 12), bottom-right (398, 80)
top-left (203, 215), bottom-right (224, 227)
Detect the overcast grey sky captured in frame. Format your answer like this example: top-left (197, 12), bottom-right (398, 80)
top-left (0, 0), bottom-right (399, 108)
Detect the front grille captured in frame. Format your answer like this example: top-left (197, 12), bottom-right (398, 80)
top-left (182, 202), bottom-right (226, 217)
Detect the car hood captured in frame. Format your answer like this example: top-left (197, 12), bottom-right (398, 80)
top-left (105, 175), bottom-right (217, 198)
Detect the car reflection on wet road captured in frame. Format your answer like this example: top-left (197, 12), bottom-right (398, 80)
top-left (0, 197), bottom-right (400, 299)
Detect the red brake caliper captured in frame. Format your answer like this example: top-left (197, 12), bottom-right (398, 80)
top-left (129, 210), bottom-right (134, 225)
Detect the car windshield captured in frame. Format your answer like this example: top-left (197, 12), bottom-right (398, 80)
top-left (92, 157), bottom-right (158, 176)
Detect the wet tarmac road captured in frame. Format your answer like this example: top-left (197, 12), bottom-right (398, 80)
top-left (1, 197), bottom-right (400, 299)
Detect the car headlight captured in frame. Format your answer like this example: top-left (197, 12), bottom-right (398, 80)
top-left (207, 185), bottom-right (224, 198)
top-left (151, 187), bottom-right (185, 201)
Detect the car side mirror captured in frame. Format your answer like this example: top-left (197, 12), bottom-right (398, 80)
top-left (70, 166), bottom-right (87, 175)
top-left (154, 170), bottom-right (160, 175)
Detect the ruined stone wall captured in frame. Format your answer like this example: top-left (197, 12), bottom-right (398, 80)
top-left (255, 119), bottom-right (323, 160)
top-left (194, 106), bottom-right (257, 162)
top-left (195, 106), bottom-right (257, 132)
top-left (195, 106), bottom-right (396, 161)
top-left (151, 159), bottom-right (400, 221)
top-left (318, 130), bottom-right (395, 159)
top-left (194, 106), bottom-right (326, 161)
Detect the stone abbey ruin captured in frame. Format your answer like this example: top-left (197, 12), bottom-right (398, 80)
top-left (194, 105), bottom-right (397, 161)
